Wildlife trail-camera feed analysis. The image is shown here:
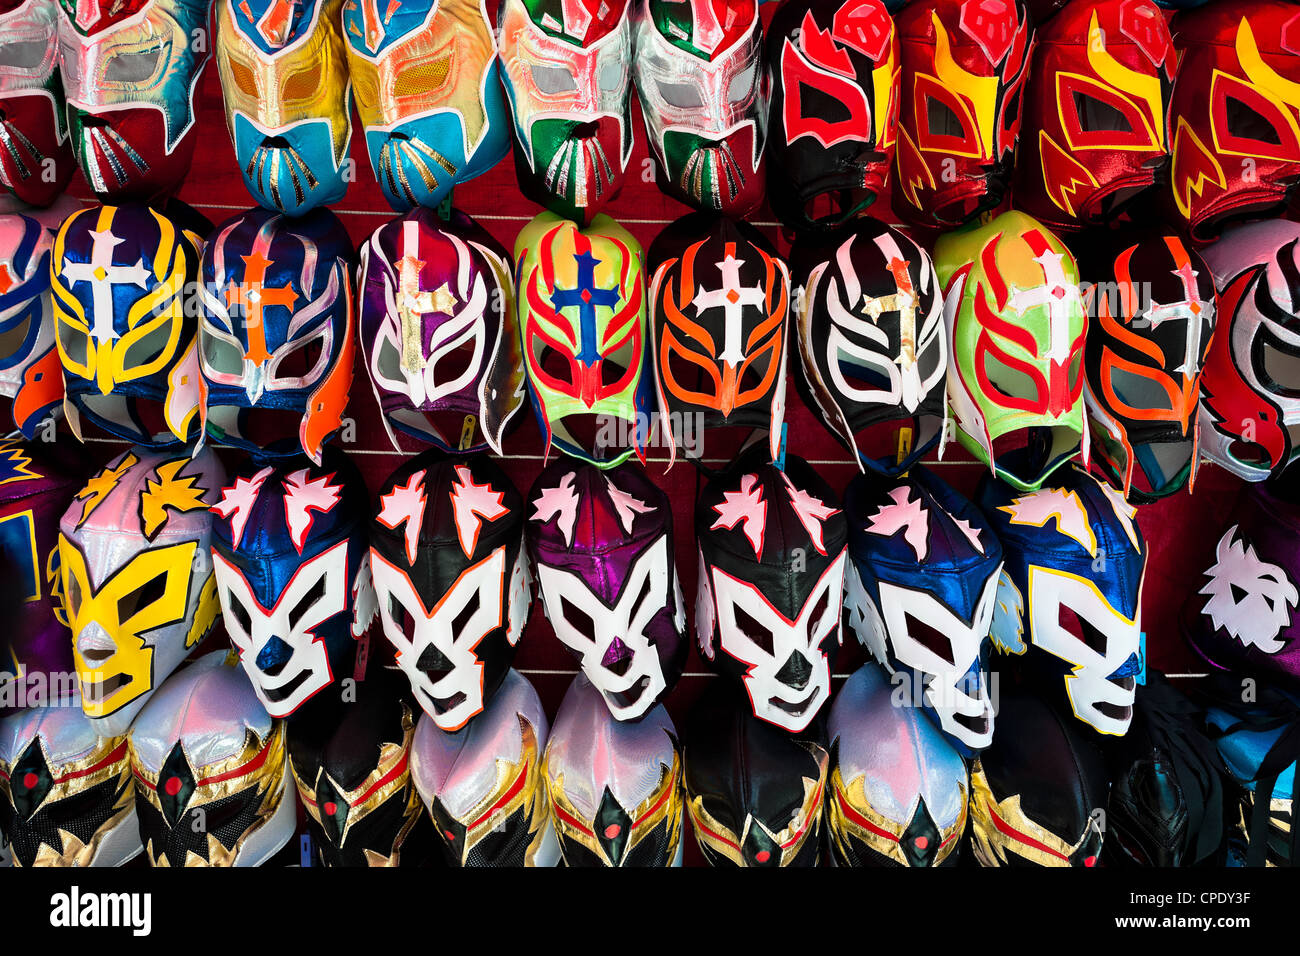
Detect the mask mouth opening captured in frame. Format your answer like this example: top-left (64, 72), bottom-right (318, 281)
top-left (80, 391), bottom-right (184, 446)
top-left (952, 709), bottom-right (990, 736)
top-left (207, 404), bottom-right (310, 458)
top-left (768, 682), bottom-right (822, 719)
top-left (426, 689), bottom-right (468, 717)
top-left (604, 674), bottom-right (652, 712)
top-left (554, 412), bottom-right (641, 463)
top-left (262, 668), bottom-right (311, 704)
top-left (802, 187), bottom-right (879, 227)
top-left (989, 425), bottom-right (1080, 488)
top-left (81, 670), bottom-right (133, 704)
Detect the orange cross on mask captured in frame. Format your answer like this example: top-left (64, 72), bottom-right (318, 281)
top-left (225, 248), bottom-right (298, 367)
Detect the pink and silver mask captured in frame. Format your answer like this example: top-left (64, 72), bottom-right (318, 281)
top-left (370, 452), bottom-right (531, 732)
top-left (527, 458), bottom-right (687, 722)
top-left (632, 0), bottom-right (770, 216)
top-left (0, 0), bottom-right (75, 207)
top-left (358, 207), bottom-right (526, 455)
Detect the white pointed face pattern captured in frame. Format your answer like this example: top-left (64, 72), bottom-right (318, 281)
top-left (1200, 525), bottom-right (1298, 655)
top-left (710, 551), bottom-right (847, 732)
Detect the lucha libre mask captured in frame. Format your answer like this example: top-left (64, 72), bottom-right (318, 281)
top-left (410, 668), bottom-right (560, 866)
top-left (647, 213), bottom-right (789, 465)
top-left (496, 0), bottom-right (634, 222)
top-left (1168, 1), bottom-right (1300, 241)
top-left (828, 664), bottom-right (968, 867)
top-left (765, 0), bottom-right (900, 231)
top-left (199, 206), bottom-right (355, 464)
top-left (210, 452), bottom-right (378, 719)
top-left (892, 0), bottom-right (1032, 228)
top-left (527, 458), bottom-right (687, 722)
top-left (0, 211), bottom-right (66, 438)
top-left (55, 0), bottom-right (211, 202)
top-left (632, 0), bottom-right (769, 217)
top-left (0, 0), bottom-right (75, 207)
top-left (842, 466), bottom-right (1003, 755)
top-left (371, 452), bottom-right (531, 732)
top-left (936, 211), bottom-right (1088, 492)
top-left (792, 218), bottom-right (946, 477)
top-left (980, 464), bottom-right (1147, 737)
top-left (59, 447), bottom-right (225, 737)
top-left (1080, 233), bottom-right (1218, 502)
top-left (288, 671), bottom-right (432, 866)
top-left (359, 207), bottom-right (525, 455)
top-left (1015, 0), bottom-right (1174, 231)
top-left (695, 452), bottom-right (848, 733)
top-left (215, 0), bottom-right (353, 215)
top-left (544, 674), bottom-right (684, 866)
top-left (683, 680), bottom-right (828, 867)
top-left (1198, 220), bottom-right (1300, 482)
top-left (342, 0), bottom-right (510, 212)
top-left (515, 212), bottom-right (653, 466)
top-left (128, 651), bottom-right (297, 866)
top-left (969, 689), bottom-right (1108, 866)
top-left (52, 203), bottom-right (203, 448)
top-left (0, 697), bottom-right (141, 866)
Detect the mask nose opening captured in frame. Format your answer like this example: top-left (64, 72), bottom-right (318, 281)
top-left (774, 650), bottom-right (812, 691)
top-left (601, 637), bottom-right (634, 677)
top-left (256, 635), bottom-right (294, 676)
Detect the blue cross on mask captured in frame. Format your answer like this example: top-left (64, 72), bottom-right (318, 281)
top-left (550, 249), bottom-right (619, 367)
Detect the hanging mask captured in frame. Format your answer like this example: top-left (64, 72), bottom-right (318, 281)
top-left (1081, 232), bottom-right (1217, 502)
top-left (371, 451), bottom-right (531, 732)
top-left (215, 0), bottom-right (353, 215)
top-left (647, 213), bottom-right (789, 465)
top-left (288, 671), bottom-right (433, 866)
top-left (683, 680), bottom-right (828, 867)
top-left (843, 465), bottom-right (1002, 755)
top-left (59, 447), bottom-right (225, 737)
top-left (893, 0), bottom-right (1032, 228)
top-left (0, 438), bottom-right (80, 716)
top-left (210, 451), bottom-right (377, 719)
top-left (544, 673), bottom-right (683, 866)
top-left (199, 206), bottom-right (355, 464)
top-left (496, 0), bottom-right (634, 222)
top-left (828, 664), bottom-right (968, 867)
top-left (1197, 219), bottom-right (1300, 482)
top-left (128, 651), bottom-right (297, 866)
top-left (0, 0), bottom-right (75, 207)
top-left (359, 207), bottom-right (525, 455)
top-left (52, 203), bottom-right (204, 448)
top-left (410, 668), bottom-right (560, 866)
top-left (527, 458), bottom-right (686, 722)
top-left (55, 0), bottom-right (212, 202)
top-left (342, 0), bottom-right (510, 212)
top-left (791, 218), bottom-right (946, 477)
top-left (632, 0), bottom-right (769, 217)
top-left (1168, 0), bottom-right (1300, 241)
top-left (0, 211), bottom-right (65, 438)
top-left (935, 210), bottom-right (1088, 492)
top-left (765, 0), bottom-right (900, 231)
top-left (514, 211), bottom-right (653, 467)
top-left (979, 464), bottom-right (1147, 737)
top-left (0, 697), bottom-right (140, 865)
top-left (695, 451), bottom-right (848, 733)
top-left (969, 689), bottom-right (1108, 866)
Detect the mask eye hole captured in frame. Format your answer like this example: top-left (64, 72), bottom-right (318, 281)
top-left (201, 329), bottom-right (245, 377)
top-left (1001, 84), bottom-right (1022, 134)
top-left (118, 571), bottom-right (168, 624)
top-left (734, 603), bottom-right (774, 656)
top-left (227, 57), bottom-right (258, 97)
top-left (227, 590), bottom-right (252, 634)
top-left (288, 575), bottom-right (327, 631)
top-left (926, 96), bottom-right (965, 138)
top-left (538, 343), bottom-right (571, 380)
top-left (432, 339), bottom-right (477, 387)
top-left (273, 335), bottom-right (324, 382)
top-left (122, 322), bottom-right (173, 370)
top-left (600, 356), bottom-right (627, 388)
top-left (450, 589), bottom-right (481, 636)
top-left (59, 322), bottom-right (89, 367)
top-left (1225, 95), bottom-right (1282, 146)
top-left (982, 349), bottom-right (1040, 403)
top-left (727, 62), bottom-right (756, 104)
top-left (0, 40), bottom-right (47, 70)
top-left (1058, 605), bottom-right (1107, 656)
top-left (656, 80), bottom-right (705, 110)
top-left (597, 61), bottom-right (622, 94)
top-left (387, 593), bottom-right (414, 635)
top-left (808, 587), bottom-right (832, 635)
top-left (281, 65), bottom-right (318, 103)
top-left (391, 54), bottom-right (451, 98)
top-left (67, 574), bottom-right (82, 617)
top-left (105, 47), bottom-right (161, 84)
top-left (560, 595), bottom-right (595, 641)
top-left (904, 612), bottom-right (955, 665)
top-left (530, 63), bottom-right (577, 95)
top-left (1072, 90), bottom-right (1132, 134)
top-left (375, 335), bottom-right (405, 384)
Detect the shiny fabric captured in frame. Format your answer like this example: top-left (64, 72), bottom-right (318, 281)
top-left (0, 209), bottom-right (66, 437)
top-left (410, 668), bottom-right (559, 866)
top-left (765, 0), bottom-right (900, 231)
top-left (828, 664), bottom-right (968, 867)
top-left (527, 458), bottom-right (686, 721)
top-left (199, 206), bottom-right (355, 463)
top-left (371, 451), bottom-right (530, 731)
top-left (55, 0), bottom-right (212, 203)
top-left (215, 0), bottom-right (353, 215)
top-left (59, 446), bottom-right (225, 736)
top-left (935, 210), bottom-right (1087, 492)
top-left (128, 651), bottom-right (297, 866)
top-left (51, 203), bottom-right (204, 448)
top-left (0, 0), bottom-right (75, 207)
top-left (209, 450), bottom-right (377, 718)
top-left (543, 673), bottom-right (683, 866)
top-left (791, 217), bottom-right (946, 476)
top-left (632, 0), bottom-right (769, 217)
top-left (343, 0), bottom-right (510, 212)
top-left (359, 207), bottom-right (525, 455)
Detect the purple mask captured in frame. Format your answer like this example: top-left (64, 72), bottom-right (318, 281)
top-left (526, 458), bottom-right (687, 722)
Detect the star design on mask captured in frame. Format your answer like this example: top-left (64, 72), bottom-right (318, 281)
top-left (76, 453), bottom-right (139, 528)
top-left (711, 473), bottom-right (767, 559)
top-left (865, 486), bottom-right (930, 561)
top-left (781, 472), bottom-right (838, 556)
top-left (532, 472), bottom-right (580, 547)
top-left (998, 488), bottom-right (1096, 556)
top-left (377, 469), bottom-right (427, 565)
top-left (282, 470), bottom-right (343, 554)
top-left (450, 465), bottom-right (509, 558)
top-left (1095, 480), bottom-right (1141, 552)
top-left (140, 459), bottom-right (208, 541)
top-left (212, 467), bottom-right (274, 550)
top-left (605, 477), bottom-right (653, 534)
top-left (429, 282), bottom-right (458, 315)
